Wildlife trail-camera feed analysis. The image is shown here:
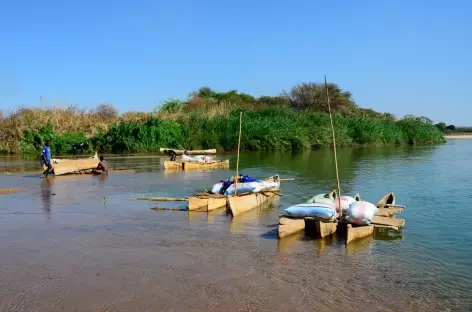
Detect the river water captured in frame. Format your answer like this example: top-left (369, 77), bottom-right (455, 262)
top-left (0, 140), bottom-right (471, 312)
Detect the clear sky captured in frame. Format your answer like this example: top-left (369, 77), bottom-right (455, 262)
top-left (0, 0), bottom-right (470, 125)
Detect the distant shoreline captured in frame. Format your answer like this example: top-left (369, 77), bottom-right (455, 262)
top-left (445, 134), bottom-right (472, 139)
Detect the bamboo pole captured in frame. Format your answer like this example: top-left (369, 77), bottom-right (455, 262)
top-left (324, 75), bottom-right (343, 218)
top-left (234, 111), bottom-right (243, 195)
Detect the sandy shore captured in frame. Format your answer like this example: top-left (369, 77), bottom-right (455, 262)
top-left (445, 134), bottom-right (472, 139)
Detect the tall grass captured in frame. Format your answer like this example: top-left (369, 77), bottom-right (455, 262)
top-left (0, 102), bottom-right (445, 155)
top-left (93, 107), bottom-right (444, 153)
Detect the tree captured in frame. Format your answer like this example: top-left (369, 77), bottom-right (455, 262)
top-left (257, 96), bottom-right (289, 106)
top-left (282, 82), bottom-right (358, 113)
top-left (94, 103), bottom-right (118, 120)
top-left (446, 124), bottom-right (456, 131)
top-left (189, 87), bottom-right (218, 99)
top-left (156, 99), bottom-right (186, 114)
top-left (435, 122), bottom-right (447, 132)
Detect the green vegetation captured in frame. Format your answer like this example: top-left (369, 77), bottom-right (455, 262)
top-left (0, 82), bottom-right (445, 154)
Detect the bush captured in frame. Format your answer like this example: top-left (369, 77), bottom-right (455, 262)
top-left (93, 118), bottom-right (185, 153)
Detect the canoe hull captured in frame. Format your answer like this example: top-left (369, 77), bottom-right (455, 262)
top-left (346, 224), bottom-right (374, 244)
top-left (52, 159), bottom-right (100, 176)
top-left (187, 197), bottom-right (228, 211)
top-left (227, 191), bottom-right (278, 216)
top-left (163, 159), bottom-right (230, 170)
top-left (160, 148), bottom-right (216, 155)
top-left (377, 192), bottom-right (396, 206)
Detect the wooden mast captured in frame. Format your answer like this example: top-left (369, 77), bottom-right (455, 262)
top-left (234, 111), bottom-right (243, 195)
top-left (324, 76), bottom-right (343, 217)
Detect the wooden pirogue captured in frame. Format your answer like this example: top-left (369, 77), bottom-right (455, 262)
top-left (160, 148), bottom-right (217, 155)
top-left (163, 159), bottom-right (230, 171)
top-left (135, 175), bottom-right (281, 216)
top-left (43, 152), bottom-right (100, 176)
top-left (277, 192), bottom-right (406, 243)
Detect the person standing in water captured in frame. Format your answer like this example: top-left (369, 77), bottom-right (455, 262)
top-left (41, 140), bottom-right (53, 177)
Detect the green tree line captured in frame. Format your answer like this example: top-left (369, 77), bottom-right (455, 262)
top-left (0, 82), bottom-right (445, 154)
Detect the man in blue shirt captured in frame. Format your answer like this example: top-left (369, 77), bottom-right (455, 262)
top-left (40, 140), bottom-right (53, 177)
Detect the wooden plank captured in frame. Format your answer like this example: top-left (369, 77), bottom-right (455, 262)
top-left (278, 217), bottom-right (305, 239)
top-left (371, 216), bottom-right (405, 228)
top-left (375, 207), bottom-right (403, 217)
top-left (315, 221), bottom-right (337, 238)
top-left (346, 224), bottom-right (374, 244)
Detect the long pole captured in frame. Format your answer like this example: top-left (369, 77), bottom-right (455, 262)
top-left (234, 111), bottom-right (243, 195)
top-left (324, 76), bottom-right (343, 217)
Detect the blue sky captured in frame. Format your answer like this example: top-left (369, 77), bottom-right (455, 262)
top-left (0, 0), bottom-right (470, 125)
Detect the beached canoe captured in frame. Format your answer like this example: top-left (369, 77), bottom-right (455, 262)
top-left (163, 159), bottom-right (230, 170)
top-left (160, 148), bottom-right (217, 155)
top-left (48, 152), bottom-right (99, 176)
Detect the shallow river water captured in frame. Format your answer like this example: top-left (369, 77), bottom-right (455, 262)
top-left (0, 140), bottom-right (471, 312)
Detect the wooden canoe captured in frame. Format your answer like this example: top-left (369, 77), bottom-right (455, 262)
top-left (160, 148), bottom-right (217, 155)
top-left (51, 153), bottom-right (99, 176)
top-left (346, 224), bottom-right (374, 244)
top-left (278, 217), bottom-right (305, 239)
top-left (227, 190), bottom-right (279, 216)
top-left (377, 192), bottom-right (395, 206)
top-left (163, 159), bottom-right (230, 170)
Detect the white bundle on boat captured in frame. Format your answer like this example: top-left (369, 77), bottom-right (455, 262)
top-left (345, 201), bottom-right (379, 225)
top-left (211, 180), bottom-right (279, 195)
top-left (181, 154), bottom-right (213, 163)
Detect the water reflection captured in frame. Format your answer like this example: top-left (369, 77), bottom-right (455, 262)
top-left (345, 235), bottom-right (374, 256)
top-left (40, 178), bottom-right (53, 218)
top-left (276, 231), bottom-right (302, 253)
top-left (313, 234), bottom-right (337, 257)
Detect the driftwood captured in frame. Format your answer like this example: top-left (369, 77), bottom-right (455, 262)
top-left (150, 207), bottom-right (188, 212)
top-left (133, 197), bottom-right (188, 202)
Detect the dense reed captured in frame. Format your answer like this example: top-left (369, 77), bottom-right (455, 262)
top-left (0, 84), bottom-right (445, 154)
